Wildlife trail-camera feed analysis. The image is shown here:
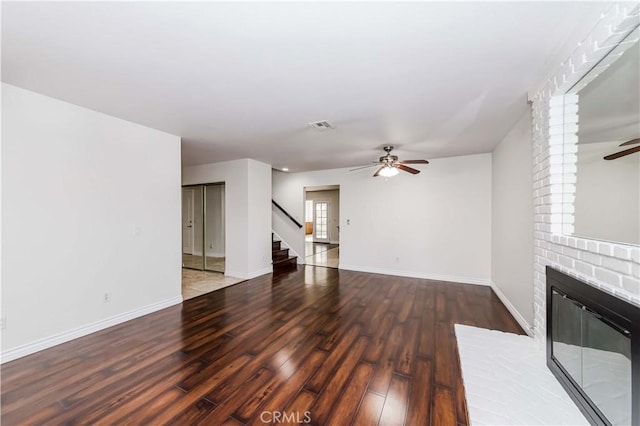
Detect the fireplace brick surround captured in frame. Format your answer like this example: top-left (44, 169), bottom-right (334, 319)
top-left (530, 2), bottom-right (640, 345)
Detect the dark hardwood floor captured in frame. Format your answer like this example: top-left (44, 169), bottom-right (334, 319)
top-left (1, 266), bottom-right (524, 425)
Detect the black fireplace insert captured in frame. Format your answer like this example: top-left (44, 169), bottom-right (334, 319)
top-left (546, 266), bottom-right (639, 426)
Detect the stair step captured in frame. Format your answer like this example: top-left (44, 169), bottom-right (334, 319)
top-left (272, 240), bottom-right (281, 251)
top-left (273, 256), bottom-right (297, 272)
top-left (272, 248), bottom-right (289, 260)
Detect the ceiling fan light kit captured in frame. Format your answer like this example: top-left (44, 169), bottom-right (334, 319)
top-left (350, 145), bottom-right (430, 177)
top-left (378, 166), bottom-right (399, 177)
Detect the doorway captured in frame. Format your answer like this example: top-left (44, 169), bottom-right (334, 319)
top-left (304, 185), bottom-right (340, 268)
top-left (181, 183), bottom-right (226, 272)
top-left (181, 183), bottom-right (243, 300)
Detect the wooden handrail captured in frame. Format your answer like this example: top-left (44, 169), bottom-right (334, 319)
top-left (272, 200), bottom-right (303, 229)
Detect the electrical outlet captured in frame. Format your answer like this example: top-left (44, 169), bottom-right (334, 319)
top-left (0, 316), bottom-right (6, 330)
top-left (103, 292), bottom-right (111, 303)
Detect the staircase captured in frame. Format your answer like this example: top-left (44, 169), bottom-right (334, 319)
top-left (272, 233), bottom-right (297, 273)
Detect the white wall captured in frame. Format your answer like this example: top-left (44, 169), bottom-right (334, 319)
top-left (491, 110), bottom-right (534, 332)
top-left (247, 160), bottom-right (273, 274)
top-left (1, 83), bottom-right (182, 361)
top-left (273, 153), bottom-right (492, 284)
top-left (306, 189), bottom-right (340, 244)
top-left (182, 158), bottom-right (272, 279)
top-left (574, 141), bottom-right (640, 245)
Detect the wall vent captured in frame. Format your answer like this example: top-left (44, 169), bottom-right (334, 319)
top-left (308, 120), bottom-right (335, 131)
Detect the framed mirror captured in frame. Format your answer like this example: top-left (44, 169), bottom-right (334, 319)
top-left (562, 27), bottom-right (640, 246)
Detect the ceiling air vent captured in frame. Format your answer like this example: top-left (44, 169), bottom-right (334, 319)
top-left (308, 120), bottom-right (335, 131)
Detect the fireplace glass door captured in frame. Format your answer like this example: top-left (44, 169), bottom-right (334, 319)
top-left (551, 289), bottom-right (632, 425)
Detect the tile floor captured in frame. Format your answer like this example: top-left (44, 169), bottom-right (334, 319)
top-left (181, 268), bottom-right (245, 300)
top-left (305, 235), bottom-right (339, 268)
top-left (182, 254), bottom-right (225, 272)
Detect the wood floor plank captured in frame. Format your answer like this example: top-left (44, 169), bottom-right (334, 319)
top-left (319, 306), bottom-right (364, 351)
top-left (434, 322), bottom-right (454, 387)
top-left (200, 326), bottom-right (314, 405)
top-left (362, 312), bottom-right (394, 364)
top-left (436, 287), bottom-right (447, 322)
top-left (395, 318), bottom-right (419, 376)
top-left (26, 355), bottom-right (206, 425)
top-left (0, 267), bottom-right (525, 425)
top-left (87, 357), bottom-right (243, 425)
top-left (232, 374), bottom-right (282, 423)
top-left (405, 357), bottom-right (432, 426)
top-left (397, 294), bottom-right (414, 323)
top-left (305, 324), bottom-right (362, 394)
top-left (432, 385), bottom-right (457, 426)
top-left (362, 294), bottom-right (392, 336)
top-left (140, 354), bottom-right (253, 425)
top-left (306, 336), bottom-right (369, 425)
top-left (282, 390), bottom-right (317, 425)
top-left (417, 287), bottom-right (436, 358)
top-left (196, 367), bottom-right (274, 424)
top-left (353, 391), bottom-right (386, 426)
top-left (368, 323), bottom-right (403, 396)
top-left (378, 373), bottom-right (411, 426)
top-left (325, 362), bottom-right (374, 426)
top-left (247, 351), bottom-right (326, 425)
top-left (220, 416), bottom-right (245, 426)
top-left (167, 398), bottom-right (217, 425)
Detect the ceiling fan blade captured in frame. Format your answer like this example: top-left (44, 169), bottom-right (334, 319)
top-left (399, 159), bottom-right (429, 164)
top-left (373, 166), bottom-right (385, 177)
top-left (619, 138), bottom-right (640, 147)
top-left (397, 164), bottom-right (420, 174)
top-left (349, 163), bottom-right (380, 172)
top-left (604, 146), bottom-right (640, 160)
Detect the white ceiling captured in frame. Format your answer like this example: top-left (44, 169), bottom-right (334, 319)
top-left (1, 2), bottom-right (609, 172)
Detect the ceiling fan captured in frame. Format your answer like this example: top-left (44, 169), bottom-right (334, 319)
top-left (604, 138), bottom-right (640, 160)
top-left (350, 145), bottom-right (429, 177)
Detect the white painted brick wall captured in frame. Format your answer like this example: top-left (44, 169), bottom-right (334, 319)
top-left (530, 2), bottom-right (640, 345)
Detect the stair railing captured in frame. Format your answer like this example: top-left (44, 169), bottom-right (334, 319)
top-left (272, 200), bottom-right (303, 229)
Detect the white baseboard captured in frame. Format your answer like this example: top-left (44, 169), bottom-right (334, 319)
top-left (339, 264), bottom-right (491, 286)
top-left (490, 281), bottom-right (533, 336)
top-left (225, 266), bottom-right (273, 280)
top-left (0, 296), bottom-right (183, 364)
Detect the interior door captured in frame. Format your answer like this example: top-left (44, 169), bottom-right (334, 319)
top-left (313, 201), bottom-right (330, 243)
top-left (182, 189), bottom-right (194, 254)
